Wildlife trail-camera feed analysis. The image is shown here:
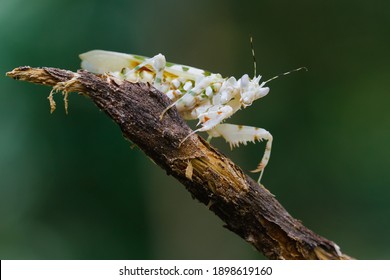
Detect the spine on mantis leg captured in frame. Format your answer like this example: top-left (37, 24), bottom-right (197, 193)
top-left (208, 123), bottom-right (273, 183)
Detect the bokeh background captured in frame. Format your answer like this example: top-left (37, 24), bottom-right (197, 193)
top-left (1, 0), bottom-right (389, 259)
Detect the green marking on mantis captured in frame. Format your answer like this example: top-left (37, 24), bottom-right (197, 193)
top-left (133, 55), bottom-right (146, 61)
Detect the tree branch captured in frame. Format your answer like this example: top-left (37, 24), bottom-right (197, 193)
top-left (7, 66), bottom-right (352, 260)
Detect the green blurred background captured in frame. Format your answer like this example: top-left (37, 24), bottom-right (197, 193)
top-left (1, 0), bottom-right (389, 259)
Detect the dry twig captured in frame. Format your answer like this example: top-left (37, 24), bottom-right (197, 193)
top-left (6, 66), bottom-right (352, 259)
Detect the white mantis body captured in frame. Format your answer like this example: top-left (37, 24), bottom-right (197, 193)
top-left (79, 48), bottom-right (305, 183)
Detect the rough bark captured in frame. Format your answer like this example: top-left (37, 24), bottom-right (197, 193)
top-left (7, 66), bottom-right (352, 260)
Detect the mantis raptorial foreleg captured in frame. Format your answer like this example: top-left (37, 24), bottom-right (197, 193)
top-left (208, 123), bottom-right (273, 183)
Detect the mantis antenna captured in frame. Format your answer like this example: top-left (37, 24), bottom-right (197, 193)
top-left (249, 36), bottom-right (307, 84)
top-left (264, 67), bottom-right (308, 84)
top-left (250, 36), bottom-right (257, 78)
